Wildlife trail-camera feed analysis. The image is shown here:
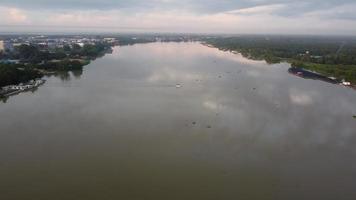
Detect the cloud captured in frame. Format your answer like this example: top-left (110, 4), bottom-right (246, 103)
top-left (225, 4), bottom-right (285, 15)
top-left (0, 6), bottom-right (28, 24)
top-left (0, 0), bottom-right (356, 34)
top-left (304, 3), bottom-right (356, 20)
top-left (8, 8), bottom-right (27, 22)
top-left (0, 0), bottom-right (354, 14)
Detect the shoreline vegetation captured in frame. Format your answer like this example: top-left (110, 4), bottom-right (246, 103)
top-left (203, 36), bottom-right (356, 87)
top-left (2, 34), bottom-right (356, 100)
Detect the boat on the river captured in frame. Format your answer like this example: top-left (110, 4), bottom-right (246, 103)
top-left (288, 67), bottom-right (339, 84)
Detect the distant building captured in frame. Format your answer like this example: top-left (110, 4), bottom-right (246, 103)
top-left (4, 41), bottom-right (14, 52)
top-left (0, 40), bottom-right (4, 52)
top-left (12, 43), bottom-right (23, 48)
top-left (48, 42), bottom-right (57, 49)
top-left (0, 60), bottom-right (20, 64)
top-left (104, 38), bottom-right (116, 42)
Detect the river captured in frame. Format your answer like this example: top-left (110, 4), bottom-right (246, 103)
top-left (1, 42), bottom-right (356, 200)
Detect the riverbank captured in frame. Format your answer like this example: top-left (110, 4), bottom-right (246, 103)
top-left (288, 67), bottom-right (355, 90)
top-left (202, 41), bottom-right (356, 88)
top-left (0, 79), bottom-right (45, 98)
top-left (289, 61), bottom-right (356, 86)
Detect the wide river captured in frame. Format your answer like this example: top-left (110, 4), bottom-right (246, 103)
top-left (1, 42), bottom-right (356, 200)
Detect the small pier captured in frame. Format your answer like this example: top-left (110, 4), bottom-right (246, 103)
top-left (0, 79), bottom-right (46, 98)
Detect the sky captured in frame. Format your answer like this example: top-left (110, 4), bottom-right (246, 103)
top-left (0, 0), bottom-right (356, 35)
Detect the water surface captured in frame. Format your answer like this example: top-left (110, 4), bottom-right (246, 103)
top-left (1, 42), bottom-right (356, 200)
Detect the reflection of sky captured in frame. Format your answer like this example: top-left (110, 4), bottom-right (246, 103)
top-left (148, 67), bottom-right (203, 83)
top-left (2, 42), bottom-right (355, 142)
top-left (1, 42), bottom-right (356, 200)
top-left (289, 88), bottom-right (315, 106)
top-left (102, 43), bottom-right (356, 145)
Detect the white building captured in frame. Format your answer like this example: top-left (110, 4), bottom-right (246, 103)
top-left (9, 84), bottom-right (34, 90)
top-left (342, 81), bottom-right (351, 86)
top-left (76, 42), bottom-right (85, 47)
top-left (104, 38), bottom-right (116, 43)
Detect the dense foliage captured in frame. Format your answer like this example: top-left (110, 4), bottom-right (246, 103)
top-left (0, 64), bottom-right (42, 87)
top-left (205, 36), bottom-right (356, 65)
top-left (37, 59), bottom-right (89, 71)
top-left (116, 36), bottom-right (156, 46)
top-left (0, 42), bottom-right (112, 87)
top-left (205, 36), bottom-right (356, 83)
top-left (11, 42), bottom-right (112, 63)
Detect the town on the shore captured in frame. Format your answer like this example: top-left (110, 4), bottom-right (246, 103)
top-left (0, 35), bottom-right (120, 98)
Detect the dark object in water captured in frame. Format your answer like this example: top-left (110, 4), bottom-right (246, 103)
top-left (353, 115), bottom-right (356, 119)
top-left (288, 67), bottom-right (339, 84)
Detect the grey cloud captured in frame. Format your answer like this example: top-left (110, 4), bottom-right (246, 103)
top-left (1, 0), bottom-right (355, 23)
top-left (0, 0), bottom-right (354, 14)
top-left (0, 0), bottom-right (356, 34)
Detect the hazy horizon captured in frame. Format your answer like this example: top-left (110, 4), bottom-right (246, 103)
top-left (1, 0), bottom-right (356, 35)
